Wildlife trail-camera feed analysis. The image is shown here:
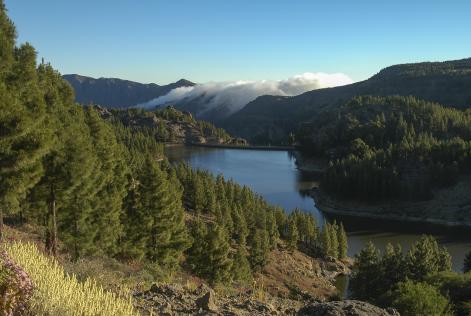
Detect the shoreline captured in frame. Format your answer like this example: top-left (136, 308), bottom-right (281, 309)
top-left (310, 188), bottom-right (471, 229)
top-left (187, 142), bottom-right (297, 151)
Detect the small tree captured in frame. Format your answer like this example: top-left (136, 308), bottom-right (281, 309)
top-left (392, 280), bottom-right (452, 316)
top-left (406, 235), bottom-right (451, 281)
top-left (349, 241), bottom-right (381, 302)
top-left (287, 218), bottom-right (299, 251)
top-left (464, 250), bottom-right (471, 273)
top-left (249, 229), bottom-right (270, 271)
top-left (205, 224), bottom-right (232, 284)
top-left (320, 222), bottom-right (332, 258)
top-left (337, 222), bottom-right (348, 259)
top-left (232, 245), bottom-right (252, 284)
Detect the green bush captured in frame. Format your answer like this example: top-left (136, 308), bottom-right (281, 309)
top-left (392, 280), bottom-right (452, 316)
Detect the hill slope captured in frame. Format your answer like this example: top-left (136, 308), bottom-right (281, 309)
top-left (224, 58), bottom-right (471, 144)
top-left (63, 74), bottom-right (194, 108)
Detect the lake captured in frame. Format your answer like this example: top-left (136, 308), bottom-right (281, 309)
top-left (165, 145), bottom-right (471, 271)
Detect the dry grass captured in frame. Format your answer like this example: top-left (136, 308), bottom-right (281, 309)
top-left (258, 244), bottom-right (337, 300)
top-left (4, 242), bottom-right (138, 316)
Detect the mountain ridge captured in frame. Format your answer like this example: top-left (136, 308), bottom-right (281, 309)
top-left (223, 57), bottom-right (471, 143)
top-left (62, 74), bottom-right (195, 108)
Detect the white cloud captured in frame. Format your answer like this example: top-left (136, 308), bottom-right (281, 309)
top-left (138, 72), bottom-right (353, 115)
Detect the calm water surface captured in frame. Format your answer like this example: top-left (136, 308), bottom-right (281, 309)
top-left (166, 145), bottom-right (471, 271)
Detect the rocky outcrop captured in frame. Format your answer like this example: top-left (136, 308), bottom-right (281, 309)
top-left (135, 284), bottom-right (396, 316)
top-left (134, 283), bottom-right (303, 315)
top-left (298, 300), bottom-right (399, 316)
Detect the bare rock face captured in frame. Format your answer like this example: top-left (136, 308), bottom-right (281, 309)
top-left (297, 300), bottom-right (400, 316)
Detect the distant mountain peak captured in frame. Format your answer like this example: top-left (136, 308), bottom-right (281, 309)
top-left (175, 79), bottom-right (195, 86)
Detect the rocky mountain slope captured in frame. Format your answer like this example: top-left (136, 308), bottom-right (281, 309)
top-left (3, 223), bottom-right (397, 316)
top-left (223, 58), bottom-right (471, 143)
top-left (63, 74), bottom-right (194, 108)
top-left (99, 106), bottom-right (245, 145)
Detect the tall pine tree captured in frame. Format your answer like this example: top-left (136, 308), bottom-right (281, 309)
top-left (140, 156), bottom-right (189, 273)
top-left (0, 8), bottom-right (50, 239)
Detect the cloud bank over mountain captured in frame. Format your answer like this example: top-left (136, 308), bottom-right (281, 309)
top-left (138, 72), bottom-right (353, 115)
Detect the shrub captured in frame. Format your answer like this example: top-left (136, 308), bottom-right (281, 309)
top-left (0, 250), bottom-right (34, 315)
top-left (392, 280), bottom-right (452, 316)
top-left (4, 242), bottom-right (138, 316)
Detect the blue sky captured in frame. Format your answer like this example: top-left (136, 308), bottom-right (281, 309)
top-left (5, 0), bottom-right (471, 84)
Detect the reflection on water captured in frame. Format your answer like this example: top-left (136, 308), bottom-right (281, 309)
top-left (165, 145), bottom-right (471, 271)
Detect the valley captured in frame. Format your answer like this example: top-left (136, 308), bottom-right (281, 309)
top-left (165, 145), bottom-right (471, 272)
top-left (2, 0), bottom-right (471, 314)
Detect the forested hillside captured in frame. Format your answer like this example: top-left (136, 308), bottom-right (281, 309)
top-left (224, 58), bottom-right (471, 144)
top-left (297, 96), bottom-right (471, 202)
top-left (106, 106), bottom-right (237, 146)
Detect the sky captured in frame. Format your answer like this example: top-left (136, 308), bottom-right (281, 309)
top-left (5, 0), bottom-right (471, 84)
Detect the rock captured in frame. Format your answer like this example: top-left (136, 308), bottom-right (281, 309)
top-left (297, 300), bottom-right (399, 316)
top-left (159, 302), bottom-right (173, 316)
top-left (150, 283), bottom-right (163, 293)
top-left (196, 290), bottom-right (218, 313)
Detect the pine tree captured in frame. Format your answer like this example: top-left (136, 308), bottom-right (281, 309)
top-left (350, 241), bottom-right (381, 302)
top-left (232, 245), bottom-right (252, 283)
top-left (232, 206), bottom-right (249, 245)
top-left (187, 216), bottom-right (208, 275)
top-left (191, 175), bottom-right (205, 212)
top-left (320, 222), bottom-right (331, 258)
top-left (287, 217), bottom-right (298, 251)
top-left (406, 235), bottom-right (451, 281)
top-left (329, 222), bottom-right (339, 258)
top-left (119, 177), bottom-right (150, 260)
top-left (0, 12), bottom-right (50, 240)
top-left (84, 107), bottom-right (128, 255)
top-left (189, 222), bottom-right (233, 284)
top-left (266, 210), bottom-right (279, 249)
top-left (249, 228), bottom-right (270, 271)
top-left (338, 222), bottom-right (348, 259)
top-left (464, 250), bottom-right (471, 273)
top-left (380, 243), bottom-right (406, 295)
top-left (206, 224), bottom-right (232, 284)
top-left (219, 203), bottom-right (234, 233)
top-left (36, 106), bottom-right (98, 257)
top-left (140, 156), bottom-right (190, 274)
top-left (304, 213), bottom-right (318, 245)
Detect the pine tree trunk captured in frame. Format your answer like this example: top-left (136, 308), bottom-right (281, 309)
top-left (0, 208), bottom-right (3, 242)
top-left (73, 212), bottom-right (79, 260)
top-left (49, 184), bottom-right (58, 257)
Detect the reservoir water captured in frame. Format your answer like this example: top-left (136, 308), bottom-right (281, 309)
top-left (166, 145), bottom-right (471, 271)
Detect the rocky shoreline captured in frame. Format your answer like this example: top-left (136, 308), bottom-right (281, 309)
top-left (292, 153), bottom-right (471, 229)
top-left (310, 185), bottom-right (471, 229)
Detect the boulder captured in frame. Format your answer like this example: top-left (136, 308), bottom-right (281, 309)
top-left (196, 290), bottom-right (218, 313)
top-left (159, 302), bottom-right (173, 316)
top-left (297, 300), bottom-right (399, 316)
